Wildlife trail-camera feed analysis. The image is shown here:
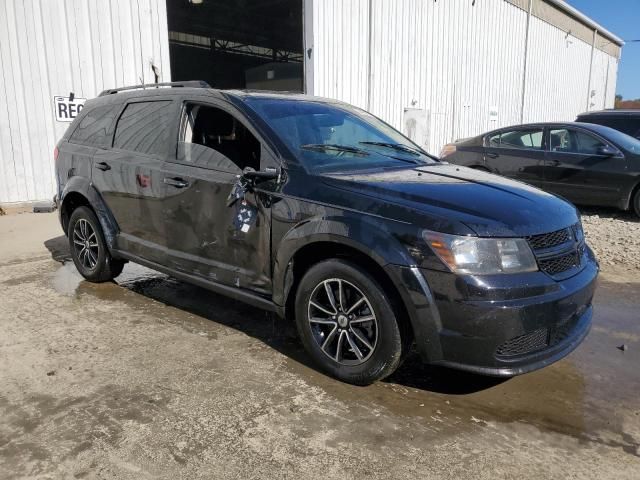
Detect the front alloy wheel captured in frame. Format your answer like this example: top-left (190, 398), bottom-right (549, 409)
top-left (308, 278), bottom-right (378, 365)
top-left (295, 259), bottom-right (409, 385)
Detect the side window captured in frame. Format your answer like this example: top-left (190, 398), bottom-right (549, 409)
top-left (69, 104), bottom-right (120, 148)
top-left (113, 101), bottom-right (173, 156)
top-left (549, 129), bottom-right (606, 155)
top-left (487, 129), bottom-right (543, 150)
top-left (179, 103), bottom-right (261, 172)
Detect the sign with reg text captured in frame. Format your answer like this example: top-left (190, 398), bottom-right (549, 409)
top-left (54, 96), bottom-right (86, 122)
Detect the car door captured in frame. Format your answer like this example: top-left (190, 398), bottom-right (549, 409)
top-left (483, 127), bottom-right (546, 186)
top-left (61, 102), bottom-right (121, 193)
top-left (543, 126), bottom-right (627, 206)
top-left (162, 99), bottom-right (275, 295)
top-left (92, 99), bottom-right (177, 264)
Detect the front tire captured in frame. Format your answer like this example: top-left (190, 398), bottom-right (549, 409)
top-left (68, 206), bottom-right (124, 282)
top-left (294, 259), bottom-right (406, 385)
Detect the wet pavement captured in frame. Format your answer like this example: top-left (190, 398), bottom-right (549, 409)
top-left (0, 213), bottom-right (639, 479)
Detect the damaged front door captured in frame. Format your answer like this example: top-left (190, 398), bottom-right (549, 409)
top-left (163, 101), bottom-right (274, 295)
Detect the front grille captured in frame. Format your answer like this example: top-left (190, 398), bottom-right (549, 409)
top-left (538, 250), bottom-right (581, 275)
top-left (526, 223), bottom-right (584, 277)
top-left (495, 328), bottom-right (549, 357)
top-left (495, 315), bottom-right (581, 359)
top-left (526, 227), bottom-right (572, 250)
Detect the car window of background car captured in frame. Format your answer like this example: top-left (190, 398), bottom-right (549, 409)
top-left (597, 126), bottom-right (640, 154)
top-left (69, 103), bottom-right (120, 148)
top-left (245, 98), bottom-right (435, 171)
top-left (581, 117), bottom-right (640, 140)
top-left (487, 129), bottom-right (543, 149)
top-left (179, 103), bottom-right (260, 172)
top-left (550, 128), bottom-right (605, 155)
top-left (113, 101), bottom-right (173, 156)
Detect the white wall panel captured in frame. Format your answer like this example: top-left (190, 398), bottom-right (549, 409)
top-left (523, 16), bottom-right (591, 122)
top-left (311, 0), bottom-right (620, 155)
top-left (311, 0), bottom-right (370, 108)
top-left (0, 0), bottom-right (170, 204)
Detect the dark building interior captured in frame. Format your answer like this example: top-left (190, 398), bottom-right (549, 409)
top-left (166, 0), bottom-right (304, 91)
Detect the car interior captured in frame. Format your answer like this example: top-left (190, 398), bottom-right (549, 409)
top-left (183, 104), bottom-right (261, 171)
top-left (550, 129), bottom-right (605, 155)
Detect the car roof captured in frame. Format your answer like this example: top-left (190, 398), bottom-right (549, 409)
top-left (472, 121), bottom-right (626, 141)
top-left (92, 86), bottom-right (343, 106)
top-left (577, 109), bottom-right (640, 117)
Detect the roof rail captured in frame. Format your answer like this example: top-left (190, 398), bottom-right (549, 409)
top-left (98, 80), bottom-right (211, 97)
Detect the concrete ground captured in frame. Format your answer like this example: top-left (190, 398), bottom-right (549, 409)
top-left (0, 212), bottom-right (639, 479)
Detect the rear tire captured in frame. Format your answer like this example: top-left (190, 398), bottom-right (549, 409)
top-left (294, 259), bottom-right (407, 385)
top-left (632, 189), bottom-right (640, 218)
top-left (67, 206), bottom-right (124, 282)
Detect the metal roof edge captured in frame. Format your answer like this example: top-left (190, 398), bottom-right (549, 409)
top-left (545, 0), bottom-right (624, 46)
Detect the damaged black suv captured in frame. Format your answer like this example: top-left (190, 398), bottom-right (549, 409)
top-left (55, 82), bottom-right (598, 385)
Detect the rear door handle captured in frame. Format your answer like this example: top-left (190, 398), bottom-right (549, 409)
top-left (548, 160), bottom-right (560, 167)
top-left (164, 177), bottom-right (190, 188)
top-left (486, 152), bottom-right (499, 159)
top-left (94, 161), bottom-right (111, 171)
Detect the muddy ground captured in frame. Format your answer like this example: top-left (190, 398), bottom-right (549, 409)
top-left (0, 211), bottom-right (639, 479)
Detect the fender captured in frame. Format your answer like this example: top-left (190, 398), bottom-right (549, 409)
top-left (60, 176), bottom-right (120, 250)
top-left (272, 214), bottom-right (417, 306)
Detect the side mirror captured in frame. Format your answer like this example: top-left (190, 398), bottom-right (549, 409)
top-left (596, 145), bottom-right (619, 157)
top-left (242, 166), bottom-right (279, 183)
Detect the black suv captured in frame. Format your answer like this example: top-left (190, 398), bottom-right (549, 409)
top-left (576, 109), bottom-right (640, 140)
top-left (55, 82), bottom-right (598, 385)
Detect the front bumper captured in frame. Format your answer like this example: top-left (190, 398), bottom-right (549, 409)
top-left (387, 247), bottom-right (598, 376)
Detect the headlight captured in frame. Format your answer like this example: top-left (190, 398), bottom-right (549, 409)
top-left (423, 230), bottom-right (538, 275)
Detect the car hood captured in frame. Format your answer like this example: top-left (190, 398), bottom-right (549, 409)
top-left (320, 164), bottom-right (579, 237)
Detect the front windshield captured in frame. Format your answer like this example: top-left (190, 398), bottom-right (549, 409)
top-left (245, 98), bottom-right (437, 172)
top-left (601, 126), bottom-right (640, 154)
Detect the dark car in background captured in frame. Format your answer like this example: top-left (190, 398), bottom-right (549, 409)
top-left (55, 83), bottom-right (598, 385)
top-left (441, 122), bottom-right (640, 217)
top-left (576, 110), bottom-right (640, 140)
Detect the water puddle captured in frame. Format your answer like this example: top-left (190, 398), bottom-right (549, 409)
top-left (46, 256), bottom-right (640, 455)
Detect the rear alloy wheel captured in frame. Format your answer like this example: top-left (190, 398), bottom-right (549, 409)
top-left (295, 259), bottom-right (407, 385)
top-left (72, 219), bottom-right (100, 270)
top-left (68, 206), bottom-right (125, 282)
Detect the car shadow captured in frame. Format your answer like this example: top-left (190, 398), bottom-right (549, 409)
top-left (44, 234), bottom-right (506, 395)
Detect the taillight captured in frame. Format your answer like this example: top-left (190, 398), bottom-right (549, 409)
top-left (54, 146), bottom-right (59, 162)
top-left (439, 144), bottom-right (456, 158)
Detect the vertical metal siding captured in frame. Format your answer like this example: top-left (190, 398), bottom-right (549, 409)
top-left (311, 0), bottom-right (370, 108)
top-left (311, 0), bottom-right (619, 155)
top-left (0, 0), bottom-right (170, 204)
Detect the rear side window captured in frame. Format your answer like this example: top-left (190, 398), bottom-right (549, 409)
top-left (113, 101), bottom-right (173, 155)
top-left (69, 104), bottom-right (120, 147)
top-left (487, 129), bottom-right (543, 150)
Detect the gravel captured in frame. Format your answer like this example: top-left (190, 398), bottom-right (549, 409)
top-left (580, 207), bottom-right (640, 273)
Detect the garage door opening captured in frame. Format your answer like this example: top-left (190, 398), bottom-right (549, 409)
top-left (167, 0), bottom-right (304, 92)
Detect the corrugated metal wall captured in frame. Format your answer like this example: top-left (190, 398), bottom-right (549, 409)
top-left (0, 0), bottom-right (170, 204)
top-left (309, 0), bottom-right (620, 155)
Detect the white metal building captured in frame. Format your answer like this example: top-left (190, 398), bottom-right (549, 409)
top-left (0, 0), bottom-right (623, 205)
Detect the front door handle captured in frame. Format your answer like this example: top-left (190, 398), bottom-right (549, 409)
top-left (548, 160), bottom-right (560, 167)
top-left (486, 152), bottom-right (499, 159)
top-left (164, 177), bottom-right (190, 188)
top-left (94, 161), bottom-right (111, 171)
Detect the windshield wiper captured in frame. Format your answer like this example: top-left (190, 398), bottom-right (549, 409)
top-left (359, 141), bottom-right (424, 157)
top-left (301, 143), bottom-right (370, 156)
